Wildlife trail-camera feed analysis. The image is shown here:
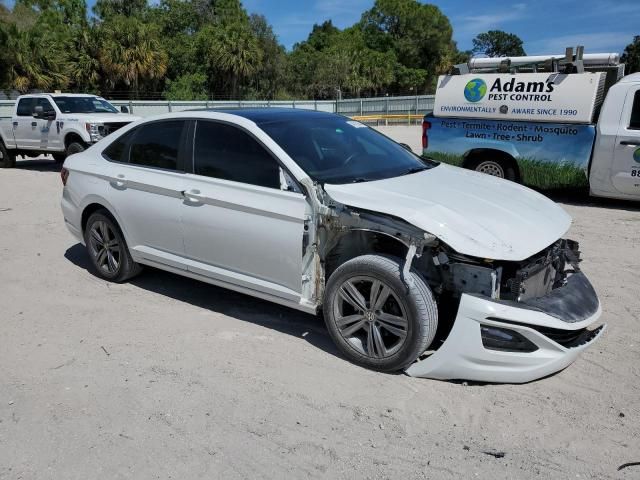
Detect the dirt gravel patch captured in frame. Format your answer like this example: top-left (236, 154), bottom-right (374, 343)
top-left (1, 158), bottom-right (639, 479)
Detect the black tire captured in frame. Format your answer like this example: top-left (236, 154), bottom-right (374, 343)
top-left (66, 141), bottom-right (86, 157)
top-left (0, 141), bottom-right (16, 168)
top-left (323, 254), bottom-right (438, 372)
top-left (53, 153), bottom-right (66, 163)
top-left (84, 210), bottom-right (142, 283)
top-left (468, 157), bottom-right (518, 182)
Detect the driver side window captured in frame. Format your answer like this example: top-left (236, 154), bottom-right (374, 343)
top-left (193, 121), bottom-right (282, 190)
top-left (629, 90), bottom-right (640, 130)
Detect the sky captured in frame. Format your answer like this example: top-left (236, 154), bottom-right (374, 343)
top-left (240, 0), bottom-right (638, 54)
top-left (7, 0), bottom-right (638, 55)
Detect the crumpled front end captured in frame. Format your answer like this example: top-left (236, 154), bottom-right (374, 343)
top-left (406, 242), bottom-right (605, 383)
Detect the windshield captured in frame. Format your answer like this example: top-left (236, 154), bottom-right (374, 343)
top-left (52, 96), bottom-right (119, 114)
top-left (259, 116), bottom-right (437, 184)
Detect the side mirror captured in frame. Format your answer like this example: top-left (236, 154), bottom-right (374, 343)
top-left (32, 105), bottom-right (44, 118)
top-left (399, 143), bottom-right (414, 153)
top-left (120, 106), bottom-right (129, 114)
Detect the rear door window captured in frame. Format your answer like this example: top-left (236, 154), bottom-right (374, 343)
top-left (128, 121), bottom-right (186, 170)
top-left (16, 98), bottom-right (34, 116)
top-left (193, 120), bottom-right (281, 189)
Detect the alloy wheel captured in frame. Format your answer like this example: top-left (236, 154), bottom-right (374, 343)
top-left (88, 221), bottom-right (121, 274)
top-left (332, 276), bottom-right (409, 359)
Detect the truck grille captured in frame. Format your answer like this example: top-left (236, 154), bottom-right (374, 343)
top-left (103, 122), bottom-right (131, 136)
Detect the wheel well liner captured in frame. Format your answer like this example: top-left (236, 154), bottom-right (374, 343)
top-left (65, 132), bottom-right (86, 149)
top-left (324, 229), bottom-right (409, 281)
top-left (81, 203), bottom-right (114, 233)
top-left (462, 148), bottom-right (521, 181)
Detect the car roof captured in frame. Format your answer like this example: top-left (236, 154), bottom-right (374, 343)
top-left (19, 93), bottom-right (102, 98)
top-left (199, 107), bottom-right (340, 124)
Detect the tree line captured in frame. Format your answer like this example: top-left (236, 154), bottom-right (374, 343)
top-left (0, 0), bottom-right (638, 101)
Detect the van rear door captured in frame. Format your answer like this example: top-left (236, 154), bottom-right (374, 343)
top-left (611, 87), bottom-right (640, 195)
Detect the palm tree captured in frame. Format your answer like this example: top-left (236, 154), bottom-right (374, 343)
top-left (200, 23), bottom-right (261, 98)
top-left (98, 17), bottom-right (168, 98)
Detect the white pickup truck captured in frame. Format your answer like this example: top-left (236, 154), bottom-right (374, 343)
top-left (0, 93), bottom-right (139, 168)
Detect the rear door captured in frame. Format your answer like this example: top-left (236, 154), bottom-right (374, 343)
top-left (180, 119), bottom-right (308, 301)
top-left (101, 120), bottom-right (189, 269)
top-left (12, 97), bottom-right (37, 149)
top-left (611, 86), bottom-right (640, 195)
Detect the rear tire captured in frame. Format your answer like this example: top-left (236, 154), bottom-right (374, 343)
top-left (468, 157), bottom-right (517, 182)
top-left (66, 141), bottom-right (86, 157)
top-left (323, 254), bottom-right (438, 372)
top-left (0, 141), bottom-right (16, 168)
top-left (84, 210), bottom-right (142, 283)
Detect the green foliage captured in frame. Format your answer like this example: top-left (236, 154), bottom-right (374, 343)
top-left (472, 30), bottom-right (526, 57)
top-left (428, 151), bottom-right (589, 190)
top-left (164, 72), bottom-right (208, 100)
top-left (0, 0), bottom-right (472, 99)
top-left (621, 36), bottom-right (640, 74)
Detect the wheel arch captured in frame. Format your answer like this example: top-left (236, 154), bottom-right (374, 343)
top-left (64, 131), bottom-right (88, 149)
top-left (323, 229), bottom-right (409, 282)
top-left (462, 148), bottom-right (521, 182)
top-left (79, 198), bottom-right (131, 245)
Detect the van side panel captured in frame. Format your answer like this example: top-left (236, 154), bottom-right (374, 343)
top-left (424, 116), bottom-right (596, 189)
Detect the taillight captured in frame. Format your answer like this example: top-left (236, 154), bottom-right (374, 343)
top-left (60, 167), bottom-right (69, 186)
top-left (421, 120), bottom-right (431, 149)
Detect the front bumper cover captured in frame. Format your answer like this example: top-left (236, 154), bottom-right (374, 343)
top-left (405, 272), bottom-right (605, 383)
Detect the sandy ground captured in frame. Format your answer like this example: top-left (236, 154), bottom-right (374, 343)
top-left (1, 156), bottom-right (639, 480)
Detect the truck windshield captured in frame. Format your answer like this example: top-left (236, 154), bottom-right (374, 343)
top-left (52, 96), bottom-right (119, 114)
top-left (259, 117), bottom-right (436, 184)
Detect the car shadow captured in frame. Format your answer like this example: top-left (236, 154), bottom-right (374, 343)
top-left (14, 157), bottom-right (61, 172)
top-left (63, 243), bottom-right (341, 359)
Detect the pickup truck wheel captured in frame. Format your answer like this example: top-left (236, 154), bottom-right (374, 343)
top-left (53, 153), bottom-right (66, 163)
top-left (0, 142), bottom-right (16, 168)
top-left (323, 255), bottom-right (438, 373)
top-left (84, 210), bottom-right (142, 283)
top-left (469, 158), bottom-right (517, 181)
top-left (66, 142), bottom-right (86, 157)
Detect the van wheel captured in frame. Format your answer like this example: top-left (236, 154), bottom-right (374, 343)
top-left (66, 142), bottom-right (86, 157)
top-left (468, 157), bottom-right (517, 181)
top-left (84, 210), bottom-right (142, 283)
top-left (323, 255), bottom-right (438, 372)
top-left (0, 142), bottom-right (16, 168)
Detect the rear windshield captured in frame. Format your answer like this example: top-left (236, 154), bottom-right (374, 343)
top-left (259, 116), bottom-right (436, 184)
top-left (53, 96), bottom-right (119, 114)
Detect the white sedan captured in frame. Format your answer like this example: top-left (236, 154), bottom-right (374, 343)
top-left (60, 109), bottom-right (605, 383)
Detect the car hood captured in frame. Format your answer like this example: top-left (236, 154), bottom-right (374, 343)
top-left (323, 164), bottom-right (572, 261)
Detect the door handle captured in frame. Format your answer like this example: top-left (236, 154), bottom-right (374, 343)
top-left (31, 121), bottom-right (37, 127)
top-left (620, 140), bottom-right (640, 146)
top-left (182, 189), bottom-right (204, 203)
top-left (12, 121), bottom-right (17, 128)
top-left (112, 174), bottom-right (126, 188)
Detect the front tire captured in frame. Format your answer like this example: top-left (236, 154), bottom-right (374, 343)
top-left (468, 157), bottom-right (517, 181)
top-left (323, 255), bottom-right (438, 372)
top-left (0, 141), bottom-right (16, 168)
top-left (66, 141), bottom-right (86, 157)
top-left (84, 210), bottom-right (142, 282)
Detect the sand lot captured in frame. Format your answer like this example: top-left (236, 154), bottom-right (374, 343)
top-left (1, 157), bottom-right (639, 479)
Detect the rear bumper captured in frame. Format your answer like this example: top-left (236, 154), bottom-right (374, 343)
top-left (406, 272), bottom-right (604, 383)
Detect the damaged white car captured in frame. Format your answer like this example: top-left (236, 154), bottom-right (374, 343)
top-left (60, 109), bottom-right (605, 383)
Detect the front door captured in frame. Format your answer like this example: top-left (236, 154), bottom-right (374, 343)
top-left (611, 86), bottom-right (640, 196)
top-left (180, 120), bottom-right (307, 301)
top-left (34, 98), bottom-right (60, 151)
